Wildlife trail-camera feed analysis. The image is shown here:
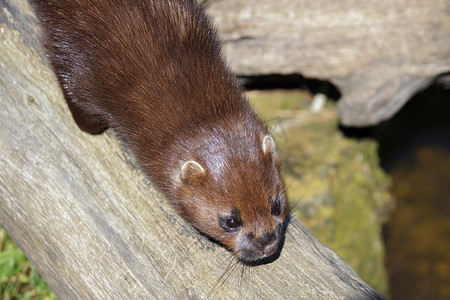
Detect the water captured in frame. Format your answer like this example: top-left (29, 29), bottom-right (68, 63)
top-left (385, 145), bottom-right (450, 299)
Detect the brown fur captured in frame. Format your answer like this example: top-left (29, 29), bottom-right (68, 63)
top-left (31, 0), bottom-right (288, 262)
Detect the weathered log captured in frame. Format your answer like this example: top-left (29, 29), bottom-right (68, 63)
top-left (0, 1), bottom-right (384, 299)
top-left (204, 0), bottom-right (450, 126)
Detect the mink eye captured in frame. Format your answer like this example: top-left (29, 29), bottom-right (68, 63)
top-left (271, 195), bottom-right (282, 216)
top-left (226, 217), bottom-right (240, 229)
top-left (219, 215), bottom-right (242, 232)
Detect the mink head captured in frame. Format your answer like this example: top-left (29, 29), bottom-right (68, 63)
top-left (170, 125), bottom-right (288, 263)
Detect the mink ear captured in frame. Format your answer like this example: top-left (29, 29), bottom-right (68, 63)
top-left (262, 135), bottom-right (276, 155)
top-left (180, 160), bottom-right (205, 181)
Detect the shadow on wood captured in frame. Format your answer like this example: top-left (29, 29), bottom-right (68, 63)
top-left (0, 0), bottom-right (384, 298)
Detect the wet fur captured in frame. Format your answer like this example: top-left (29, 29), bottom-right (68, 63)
top-left (31, 0), bottom-right (288, 262)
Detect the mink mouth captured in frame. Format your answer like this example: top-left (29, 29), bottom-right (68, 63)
top-left (237, 240), bottom-right (284, 266)
top-left (235, 219), bottom-right (289, 265)
top-left (237, 242), bottom-right (278, 262)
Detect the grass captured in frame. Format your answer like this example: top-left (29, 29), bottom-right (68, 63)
top-left (0, 228), bottom-right (56, 300)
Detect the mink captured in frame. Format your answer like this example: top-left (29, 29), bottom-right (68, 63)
top-left (31, 0), bottom-right (288, 262)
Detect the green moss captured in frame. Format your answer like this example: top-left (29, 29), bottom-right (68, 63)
top-left (247, 89), bottom-right (311, 118)
top-left (248, 90), bottom-right (392, 296)
top-left (0, 229), bottom-right (57, 300)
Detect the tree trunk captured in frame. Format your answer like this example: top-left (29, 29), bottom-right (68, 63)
top-left (0, 0), bottom-right (384, 299)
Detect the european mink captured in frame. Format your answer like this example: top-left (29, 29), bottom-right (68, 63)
top-left (31, 0), bottom-right (288, 262)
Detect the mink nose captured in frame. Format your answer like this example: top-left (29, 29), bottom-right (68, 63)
top-left (239, 231), bottom-right (279, 261)
top-left (261, 232), bottom-right (276, 244)
top-left (261, 232), bottom-right (278, 256)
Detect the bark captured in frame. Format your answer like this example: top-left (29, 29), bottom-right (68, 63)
top-left (0, 1), bottom-right (384, 299)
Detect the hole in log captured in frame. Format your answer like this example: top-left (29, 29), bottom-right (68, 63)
top-left (238, 73), bottom-right (341, 101)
